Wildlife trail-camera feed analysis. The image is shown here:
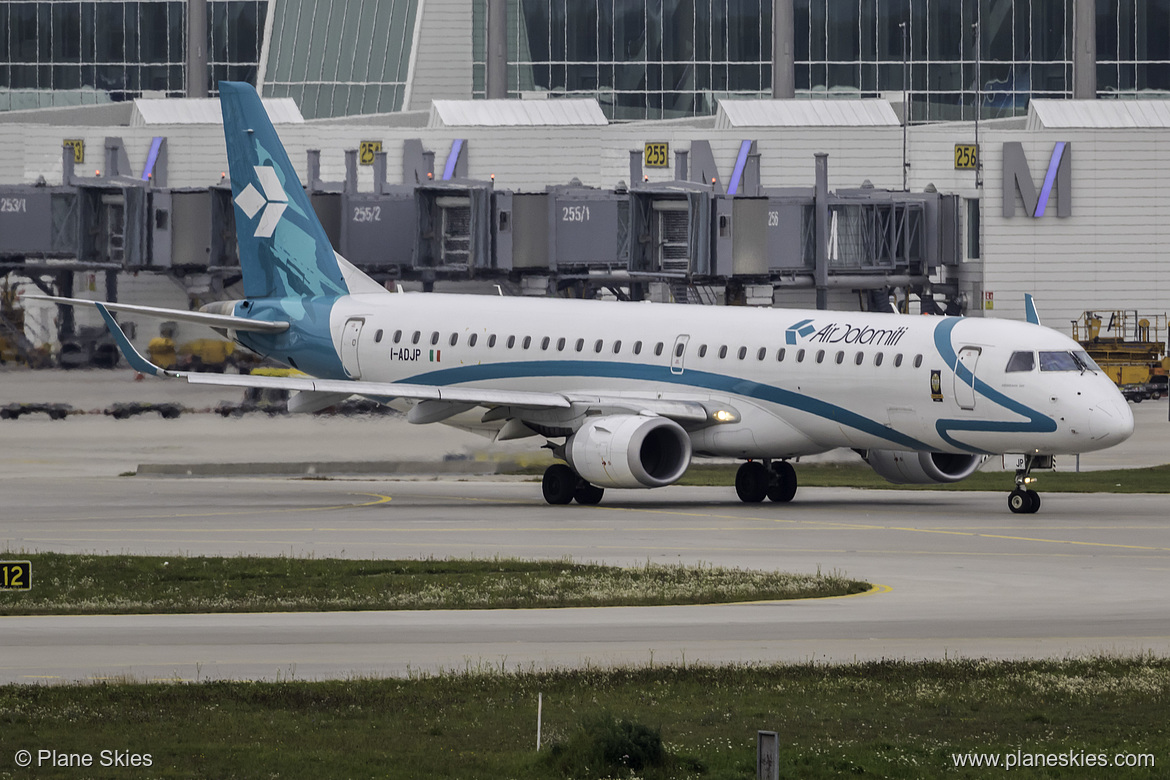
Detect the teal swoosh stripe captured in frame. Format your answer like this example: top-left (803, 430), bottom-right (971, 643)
top-left (402, 360), bottom-right (931, 451)
top-left (932, 318), bottom-right (1056, 452)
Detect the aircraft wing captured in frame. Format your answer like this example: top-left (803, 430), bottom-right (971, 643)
top-left (25, 295), bottom-right (289, 333)
top-left (89, 301), bottom-right (718, 425)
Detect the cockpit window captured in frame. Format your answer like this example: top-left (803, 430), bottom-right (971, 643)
top-left (1005, 351), bottom-right (1035, 372)
top-left (1073, 351), bottom-right (1101, 372)
top-left (1039, 351), bottom-right (1080, 371)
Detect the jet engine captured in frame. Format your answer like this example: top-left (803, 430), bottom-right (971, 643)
top-left (566, 415), bottom-right (692, 489)
top-left (862, 450), bottom-right (984, 484)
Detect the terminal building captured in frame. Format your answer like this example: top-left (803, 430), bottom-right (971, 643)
top-left (0, 0), bottom-right (1167, 359)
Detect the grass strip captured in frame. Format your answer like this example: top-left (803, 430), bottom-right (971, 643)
top-left (1, 657), bottom-right (1166, 779)
top-left (0, 553), bottom-right (868, 616)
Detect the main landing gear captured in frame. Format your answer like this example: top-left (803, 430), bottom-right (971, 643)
top-left (735, 459), bottom-right (798, 503)
top-left (542, 463), bottom-right (604, 506)
top-left (1007, 454), bottom-right (1049, 514)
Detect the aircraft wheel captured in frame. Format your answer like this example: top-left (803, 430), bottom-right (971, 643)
top-left (1025, 489), bottom-right (1041, 514)
top-left (574, 482), bottom-right (605, 505)
top-left (735, 461), bottom-right (769, 503)
top-left (542, 464), bottom-right (577, 505)
top-left (1008, 488), bottom-right (1031, 514)
top-left (767, 461), bottom-right (798, 503)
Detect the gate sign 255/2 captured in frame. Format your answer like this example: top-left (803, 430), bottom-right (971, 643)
top-left (644, 142), bottom-right (669, 168)
top-left (954, 144), bottom-right (978, 170)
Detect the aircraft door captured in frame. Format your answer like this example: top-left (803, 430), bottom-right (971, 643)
top-left (670, 334), bottom-right (690, 375)
top-left (341, 318), bottom-right (364, 379)
top-left (954, 346), bottom-right (981, 410)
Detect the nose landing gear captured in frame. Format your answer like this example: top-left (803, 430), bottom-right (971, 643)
top-left (1007, 454), bottom-right (1052, 514)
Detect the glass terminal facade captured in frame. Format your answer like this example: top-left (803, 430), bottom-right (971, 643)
top-left (0, 0), bottom-right (264, 110)
top-left (475, 0), bottom-right (1170, 122)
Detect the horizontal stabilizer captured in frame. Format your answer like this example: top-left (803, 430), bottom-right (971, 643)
top-left (26, 295), bottom-right (289, 333)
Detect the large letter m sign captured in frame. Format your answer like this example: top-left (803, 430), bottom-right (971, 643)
top-left (1002, 142), bottom-right (1071, 218)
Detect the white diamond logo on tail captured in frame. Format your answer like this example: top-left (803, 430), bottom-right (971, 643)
top-left (234, 165), bottom-right (289, 238)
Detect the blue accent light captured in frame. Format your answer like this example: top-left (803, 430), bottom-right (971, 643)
top-left (1033, 142), bottom-right (1066, 217)
top-left (443, 139), bottom-right (464, 180)
top-left (727, 140), bottom-right (753, 195)
top-left (141, 137), bottom-right (164, 182)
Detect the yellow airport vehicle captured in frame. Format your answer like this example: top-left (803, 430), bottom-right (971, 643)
top-left (1073, 310), bottom-right (1167, 402)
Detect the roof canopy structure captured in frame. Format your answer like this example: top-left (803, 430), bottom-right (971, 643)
top-left (428, 99), bottom-right (608, 128)
top-left (130, 98), bottom-right (304, 126)
top-left (1027, 99), bottom-right (1170, 129)
top-left (715, 99), bottom-right (900, 129)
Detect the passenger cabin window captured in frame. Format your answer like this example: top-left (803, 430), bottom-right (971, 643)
top-left (855, 352), bottom-right (864, 365)
top-left (468, 334), bottom-right (478, 347)
top-left (393, 330), bottom-right (402, 343)
top-left (374, 329), bottom-right (383, 343)
top-left (594, 339), bottom-right (603, 353)
top-left (575, 338), bottom-right (585, 352)
top-left (487, 335), bottom-right (497, 348)
top-left (816, 350), bottom-right (825, 364)
top-left (874, 352), bottom-right (883, 366)
top-left (523, 336), bottom-right (532, 349)
top-left (449, 333), bottom-right (458, 347)
top-left (411, 331), bottom-right (421, 344)
top-left (675, 343), bottom-right (685, 358)
top-left (757, 347), bottom-right (766, 361)
top-left (718, 345), bottom-right (727, 359)
top-left (557, 338), bottom-right (566, 351)
top-left (698, 345), bottom-right (708, 358)
top-left (1040, 351), bottom-right (1081, 371)
top-left (914, 354), bottom-right (923, 368)
top-left (737, 347), bottom-right (747, 360)
top-left (613, 340), bottom-right (621, 354)
top-left (796, 349), bottom-right (805, 362)
top-left (1006, 351), bottom-right (1035, 372)
top-left (506, 335), bottom-right (515, 348)
top-left (633, 341), bottom-right (642, 355)
top-left (655, 342), bottom-right (664, 356)
top-left (835, 351), bottom-right (844, 364)
top-left (777, 348), bottom-right (786, 362)
top-left (541, 336), bottom-right (550, 350)
top-left (431, 332), bottom-right (440, 345)
top-left (894, 353), bottom-right (904, 367)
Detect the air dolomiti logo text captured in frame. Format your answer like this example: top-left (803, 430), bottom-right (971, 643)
top-left (787, 320), bottom-right (909, 347)
top-left (234, 166), bottom-right (289, 238)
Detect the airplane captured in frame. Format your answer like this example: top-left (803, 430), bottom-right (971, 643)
top-left (35, 82), bottom-right (1134, 514)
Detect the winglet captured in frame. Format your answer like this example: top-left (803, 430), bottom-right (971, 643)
top-left (1024, 294), bottom-right (1041, 326)
top-left (94, 303), bottom-right (172, 377)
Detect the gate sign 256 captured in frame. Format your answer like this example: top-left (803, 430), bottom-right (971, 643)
top-left (644, 142), bottom-right (669, 168)
top-left (954, 144), bottom-right (978, 170)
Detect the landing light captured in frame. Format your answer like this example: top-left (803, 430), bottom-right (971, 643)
top-left (713, 409), bottom-right (737, 423)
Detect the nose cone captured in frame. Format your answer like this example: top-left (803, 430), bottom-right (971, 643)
top-left (1088, 398), bottom-right (1135, 448)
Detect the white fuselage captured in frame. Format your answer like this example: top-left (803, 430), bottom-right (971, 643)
top-left (326, 293), bottom-right (1133, 458)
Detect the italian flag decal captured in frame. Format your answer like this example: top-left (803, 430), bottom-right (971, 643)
top-left (429, 350), bottom-right (441, 362)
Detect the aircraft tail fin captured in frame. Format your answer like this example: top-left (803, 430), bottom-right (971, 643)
top-left (1024, 293), bottom-right (1042, 326)
top-left (219, 81), bottom-right (352, 300)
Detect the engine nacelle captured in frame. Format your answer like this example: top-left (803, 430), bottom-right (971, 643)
top-left (566, 415), bottom-right (692, 489)
top-left (863, 450), bottom-right (984, 485)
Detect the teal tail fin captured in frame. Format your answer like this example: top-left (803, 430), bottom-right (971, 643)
top-left (219, 81), bottom-right (349, 299)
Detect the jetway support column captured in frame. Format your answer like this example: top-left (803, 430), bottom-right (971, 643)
top-left (814, 153), bottom-right (829, 310)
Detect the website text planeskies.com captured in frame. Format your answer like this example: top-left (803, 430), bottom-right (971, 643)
top-left (952, 749), bottom-right (1154, 770)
